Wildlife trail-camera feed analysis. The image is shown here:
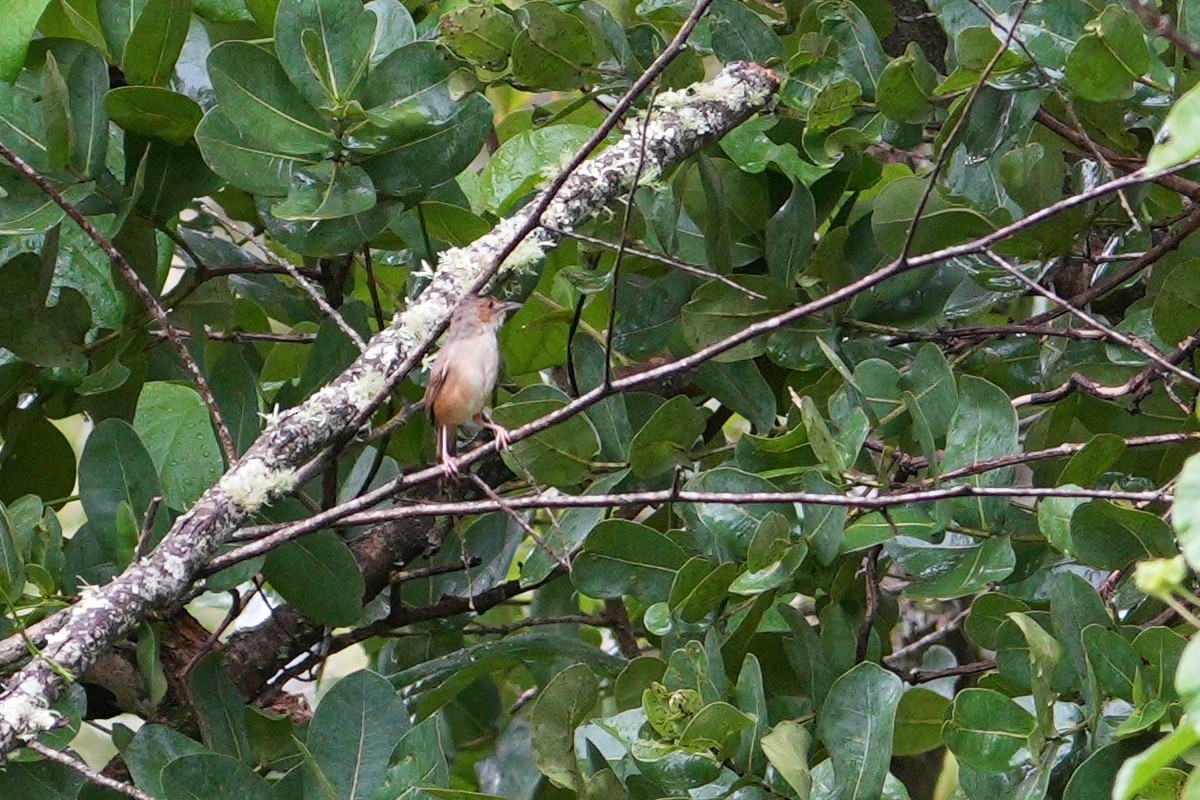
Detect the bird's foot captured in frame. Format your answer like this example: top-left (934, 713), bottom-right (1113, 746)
top-left (485, 422), bottom-right (512, 451)
top-left (439, 456), bottom-right (461, 480)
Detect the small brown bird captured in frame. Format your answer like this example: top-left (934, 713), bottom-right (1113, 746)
top-left (424, 294), bottom-right (521, 478)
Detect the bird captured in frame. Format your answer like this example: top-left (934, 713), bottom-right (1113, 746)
top-left (423, 294), bottom-right (521, 478)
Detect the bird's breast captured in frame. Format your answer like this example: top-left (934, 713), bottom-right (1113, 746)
top-left (431, 334), bottom-right (499, 426)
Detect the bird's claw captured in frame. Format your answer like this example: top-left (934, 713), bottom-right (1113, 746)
top-left (440, 456), bottom-right (461, 480)
top-left (493, 425), bottom-right (511, 451)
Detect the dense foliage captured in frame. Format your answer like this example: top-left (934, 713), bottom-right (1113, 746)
top-left (5, 0), bottom-right (1200, 798)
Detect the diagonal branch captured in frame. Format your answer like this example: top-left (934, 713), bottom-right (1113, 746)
top-left (0, 61), bottom-right (779, 755)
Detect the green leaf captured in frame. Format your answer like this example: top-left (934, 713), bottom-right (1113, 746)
top-left (1070, 500), bottom-right (1176, 569)
top-left (271, 161), bottom-right (376, 220)
top-left (1065, 5), bottom-right (1149, 103)
top-left (872, 176), bottom-right (997, 258)
top-left (1147, 81), bottom-right (1200, 172)
top-left (258, 197), bottom-right (388, 257)
top-left (492, 385), bottom-right (600, 487)
top-left (0, 759), bottom-right (84, 799)
top-left (680, 276), bottom-right (793, 363)
top-left (196, 106), bottom-right (322, 196)
top-left (78, 418), bottom-right (163, 564)
top-left (766, 180), bottom-right (816, 286)
top-left (366, 0), bottom-right (415, 66)
top-left (628, 395), bottom-right (706, 479)
top-left (510, 1), bottom-right (596, 91)
top-left (1135, 626), bottom-right (1187, 703)
top-left (275, 0), bottom-right (375, 109)
top-left (477, 124), bottom-right (593, 214)
top-left (132, 382), bottom-right (224, 510)
top-left (809, 77), bottom-right (861, 131)
top-left (124, 725), bottom-right (207, 797)
top-left (961, 594), bottom-right (1020, 647)
top-left (372, 716), bottom-right (448, 798)
top-left (40, 0), bottom-right (110, 60)
top-left (362, 41), bottom-right (459, 133)
top-left (122, 0), bottom-right (189, 86)
top-left (761, 720), bottom-right (812, 798)
top-left (521, 470), bottom-right (626, 587)
top-left (1007, 612), bottom-right (1062, 739)
top-left (885, 535), bottom-right (1015, 599)
top-left (707, 0), bottom-right (783, 63)
top-left (694, 359), bottom-right (777, 433)
top-left (901, 344), bottom-right (958, 439)
top-left (207, 40), bottom-right (333, 155)
top-left (573, 519), bottom-right (687, 602)
top-left (892, 687), bottom-right (950, 756)
top-left (817, 662), bottom-right (902, 800)
top-left (105, 86), bottom-right (202, 144)
top-left (841, 507), bottom-right (937, 554)
top-left (941, 375), bottom-right (1018, 530)
top-left (263, 530), bottom-right (366, 627)
top-left (877, 42), bottom-right (936, 123)
top-left (681, 468), bottom-right (797, 562)
top-left (1065, 739), bottom-right (1166, 800)
top-left (0, 0), bottom-right (55, 82)
top-left (1175, 453), bottom-right (1200, 571)
top-left (669, 558), bottom-right (738, 622)
top-left (529, 663), bottom-right (598, 791)
top-left (439, 3), bottom-right (516, 70)
top-left (1114, 722), bottom-right (1200, 800)
top-left (305, 670), bottom-right (409, 800)
top-left (362, 91), bottom-right (492, 198)
top-left (0, 414), bottom-right (77, 507)
top-left (678, 701), bottom-right (754, 758)
top-left (1049, 572), bottom-right (1109, 677)
top-left (0, 505), bottom-right (23, 602)
top-left (1153, 258), bottom-right (1200, 346)
top-left (161, 754), bottom-right (273, 800)
top-left (1084, 623), bottom-right (1137, 705)
top-left (1059, 433), bottom-right (1127, 486)
top-left (188, 653), bottom-right (252, 762)
top-left (943, 688), bottom-right (1036, 773)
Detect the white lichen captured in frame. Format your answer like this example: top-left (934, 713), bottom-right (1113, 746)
top-left (500, 235), bottom-right (550, 274)
top-left (396, 300), bottom-right (447, 350)
top-left (219, 460), bottom-right (298, 512)
top-left (8, 695), bottom-right (60, 740)
top-left (258, 404), bottom-right (284, 428)
top-left (162, 554), bottom-right (188, 581)
top-left (347, 369), bottom-right (388, 408)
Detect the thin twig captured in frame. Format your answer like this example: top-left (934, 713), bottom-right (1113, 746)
top-left (151, 329), bottom-right (318, 344)
top-left (0, 142), bottom-right (237, 464)
top-left (463, 614), bottom-right (611, 636)
top-left (984, 248), bottom-right (1200, 385)
top-left (885, 608), bottom-right (971, 665)
top-left (1126, 0), bottom-right (1200, 62)
top-left (467, 474), bottom-right (571, 572)
top-left (257, 250), bottom-right (367, 352)
top-left (26, 741), bottom-right (156, 800)
top-left (552, 228), bottom-right (767, 299)
top-left (910, 660), bottom-right (995, 683)
top-left (898, 0), bottom-right (1034, 263)
top-left (856, 545), bottom-right (882, 661)
top-left (604, 89), bottom-right (657, 387)
top-left (209, 483), bottom-right (1169, 570)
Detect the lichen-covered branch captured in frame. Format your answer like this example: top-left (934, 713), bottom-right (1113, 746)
top-left (0, 61), bottom-right (779, 754)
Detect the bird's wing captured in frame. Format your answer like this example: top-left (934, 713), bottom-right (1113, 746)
top-left (423, 352), bottom-right (451, 424)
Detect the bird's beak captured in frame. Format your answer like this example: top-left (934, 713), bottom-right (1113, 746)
top-left (500, 300), bottom-right (522, 314)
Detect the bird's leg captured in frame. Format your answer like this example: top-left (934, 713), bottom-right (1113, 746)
top-left (477, 409), bottom-right (512, 451)
top-left (437, 424), bottom-right (460, 479)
